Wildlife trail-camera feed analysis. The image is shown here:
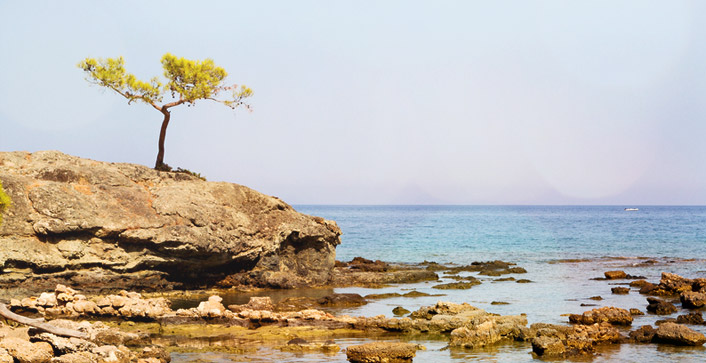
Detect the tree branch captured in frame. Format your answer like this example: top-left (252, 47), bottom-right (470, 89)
top-left (0, 303), bottom-right (88, 339)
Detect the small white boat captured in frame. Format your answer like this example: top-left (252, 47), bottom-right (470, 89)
top-left (624, 208), bottom-right (639, 211)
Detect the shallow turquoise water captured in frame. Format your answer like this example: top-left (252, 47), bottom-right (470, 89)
top-left (295, 205), bottom-right (706, 264)
top-left (172, 206), bottom-right (706, 362)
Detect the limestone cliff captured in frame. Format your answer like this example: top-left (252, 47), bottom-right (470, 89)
top-left (0, 151), bottom-right (341, 296)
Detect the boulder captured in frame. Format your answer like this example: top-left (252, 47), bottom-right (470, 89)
top-left (646, 297), bottom-right (677, 315)
top-left (628, 325), bottom-right (655, 343)
top-left (0, 337), bottom-right (53, 363)
top-left (653, 322), bottom-right (706, 346)
top-left (659, 273), bottom-right (693, 295)
top-left (196, 296), bottom-right (227, 318)
top-left (677, 312), bottom-right (705, 325)
top-left (680, 291), bottom-right (706, 309)
top-left (611, 287), bottom-right (630, 294)
top-left (346, 342), bottom-right (424, 363)
top-left (568, 307), bottom-right (632, 326)
top-left (530, 322), bottom-right (622, 357)
top-left (0, 151), bottom-right (341, 295)
top-left (604, 271), bottom-right (627, 279)
top-left (449, 315), bottom-right (528, 348)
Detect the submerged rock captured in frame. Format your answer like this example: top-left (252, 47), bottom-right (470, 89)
top-left (0, 151), bottom-right (341, 295)
top-left (432, 282), bottom-right (479, 290)
top-left (346, 342), bottom-right (424, 363)
top-left (392, 307), bottom-right (410, 316)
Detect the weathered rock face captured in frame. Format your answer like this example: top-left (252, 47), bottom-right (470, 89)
top-left (0, 151), bottom-right (341, 296)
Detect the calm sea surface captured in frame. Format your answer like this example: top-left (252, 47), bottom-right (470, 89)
top-left (173, 206), bottom-right (706, 362)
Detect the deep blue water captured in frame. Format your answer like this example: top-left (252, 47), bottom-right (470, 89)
top-left (295, 205), bottom-right (706, 264)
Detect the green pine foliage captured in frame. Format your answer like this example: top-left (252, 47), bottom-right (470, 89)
top-left (78, 53), bottom-right (253, 169)
top-left (0, 180), bottom-right (11, 225)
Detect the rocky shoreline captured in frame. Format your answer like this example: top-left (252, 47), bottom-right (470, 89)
top-left (1, 261), bottom-right (704, 362)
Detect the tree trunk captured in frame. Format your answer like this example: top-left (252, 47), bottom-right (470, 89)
top-left (155, 110), bottom-right (171, 169)
top-left (0, 303), bottom-right (88, 339)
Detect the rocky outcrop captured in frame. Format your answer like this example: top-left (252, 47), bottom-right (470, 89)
top-left (0, 319), bottom-right (169, 363)
top-left (530, 322), bottom-right (622, 357)
top-left (568, 307), bottom-right (633, 326)
top-left (0, 151), bottom-right (341, 295)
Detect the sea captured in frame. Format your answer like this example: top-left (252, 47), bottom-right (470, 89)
top-left (173, 205), bottom-right (706, 362)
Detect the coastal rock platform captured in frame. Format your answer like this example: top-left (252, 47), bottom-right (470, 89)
top-left (0, 151), bottom-right (341, 296)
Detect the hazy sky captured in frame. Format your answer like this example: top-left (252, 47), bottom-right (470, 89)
top-left (1, 1), bottom-right (705, 205)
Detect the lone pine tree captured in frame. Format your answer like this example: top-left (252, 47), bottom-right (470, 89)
top-left (79, 53), bottom-right (252, 170)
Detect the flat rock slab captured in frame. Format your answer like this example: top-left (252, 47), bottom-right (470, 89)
top-left (654, 323), bottom-right (706, 346)
top-left (346, 342), bottom-right (424, 363)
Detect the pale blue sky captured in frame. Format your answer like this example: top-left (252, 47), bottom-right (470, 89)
top-left (1, 1), bottom-right (705, 204)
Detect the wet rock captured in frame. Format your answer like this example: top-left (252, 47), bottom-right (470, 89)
top-left (346, 341), bottom-right (424, 363)
top-left (653, 322), bottom-right (706, 346)
top-left (0, 337), bottom-right (53, 363)
top-left (530, 322), bottom-right (622, 357)
top-left (569, 307), bottom-right (632, 326)
top-left (630, 280), bottom-right (650, 287)
top-left (91, 345), bottom-right (133, 363)
top-left (493, 277), bottom-right (515, 282)
top-left (346, 257), bottom-right (389, 272)
top-left (639, 282), bottom-right (660, 295)
top-left (646, 297), bottom-right (677, 315)
top-left (659, 272), bottom-right (694, 295)
top-left (611, 287), bottom-right (630, 294)
top-left (331, 269), bottom-right (439, 287)
top-left (279, 338), bottom-right (340, 353)
top-left (0, 150), bottom-right (341, 294)
top-left (30, 333), bottom-right (97, 355)
top-left (516, 279), bottom-right (532, 284)
top-left (478, 267), bottom-right (527, 276)
top-left (365, 293), bottom-right (402, 299)
top-left (392, 307), bottom-right (410, 316)
top-left (449, 315), bottom-right (528, 348)
top-left (402, 291), bottom-right (435, 298)
top-left (409, 301), bottom-right (479, 320)
top-left (432, 282), bottom-right (479, 290)
top-left (137, 346), bottom-right (170, 362)
top-left (680, 291), bottom-right (706, 309)
top-left (491, 301), bottom-right (509, 305)
top-left (677, 312), bottom-right (705, 325)
top-left (605, 271), bottom-right (628, 279)
top-left (629, 308), bottom-right (644, 316)
top-left (228, 296), bottom-right (274, 313)
top-left (245, 296), bottom-right (275, 311)
top-left (589, 296), bottom-right (603, 301)
top-left (317, 293), bottom-right (367, 307)
top-left (628, 325), bottom-right (655, 343)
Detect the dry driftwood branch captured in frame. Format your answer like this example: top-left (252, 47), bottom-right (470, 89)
top-left (0, 303), bottom-right (88, 339)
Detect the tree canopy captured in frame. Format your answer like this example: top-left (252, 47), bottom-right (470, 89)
top-left (78, 54), bottom-right (252, 169)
